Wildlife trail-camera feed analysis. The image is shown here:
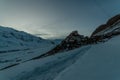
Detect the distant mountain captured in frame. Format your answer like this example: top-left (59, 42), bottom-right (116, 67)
top-left (51, 39), bottom-right (63, 44)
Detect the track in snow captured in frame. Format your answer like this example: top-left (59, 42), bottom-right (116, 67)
top-left (13, 46), bottom-right (90, 80)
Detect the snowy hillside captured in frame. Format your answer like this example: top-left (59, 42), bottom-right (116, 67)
top-left (0, 34), bottom-right (119, 80)
top-left (0, 26), bottom-right (53, 49)
top-left (55, 36), bottom-right (120, 80)
top-left (0, 45), bottom-right (91, 80)
top-left (0, 26), bottom-right (56, 72)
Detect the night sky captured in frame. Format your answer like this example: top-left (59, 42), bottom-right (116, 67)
top-left (0, 0), bottom-right (120, 39)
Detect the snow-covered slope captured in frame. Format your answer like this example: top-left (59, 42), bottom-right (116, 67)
top-left (0, 26), bottom-right (56, 71)
top-left (0, 26), bottom-right (52, 49)
top-left (1, 35), bottom-right (119, 80)
top-left (55, 36), bottom-right (120, 80)
top-left (0, 46), bottom-right (90, 80)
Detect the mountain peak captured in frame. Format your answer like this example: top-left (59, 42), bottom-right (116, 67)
top-left (64, 30), bottom-right (84, 43)
top-left (69, 30), bottom-right (79, 36)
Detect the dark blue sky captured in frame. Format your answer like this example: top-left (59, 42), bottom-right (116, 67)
top-left (0, 0), bottom-right (120, 39)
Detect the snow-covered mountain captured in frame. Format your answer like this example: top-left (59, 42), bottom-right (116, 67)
top-left (0, 14), bottom-right (120, 80)
top-left (0, 26), bottom-right (53, 49)
top-left (0, 26), bottom-right (56, 71)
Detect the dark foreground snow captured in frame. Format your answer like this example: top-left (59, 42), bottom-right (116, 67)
top-left (55, 36), bottom-right (120, 80)
top-left (0, 46), bottom-right (90, 80)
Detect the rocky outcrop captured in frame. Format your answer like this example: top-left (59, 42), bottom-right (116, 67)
top-left (90, 14), bottom-right (120, 43)
top-left (107, 14), bottom-right (120, 25)
top-left (91, 14), bottom-right (120, 37)
top-left (32, 31), bottom-right (89, 59)
top-left (46, 31), bottom-right (87, 54)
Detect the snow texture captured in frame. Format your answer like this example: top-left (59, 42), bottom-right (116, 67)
top-left (55, 36), bottom-right (120, 80)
